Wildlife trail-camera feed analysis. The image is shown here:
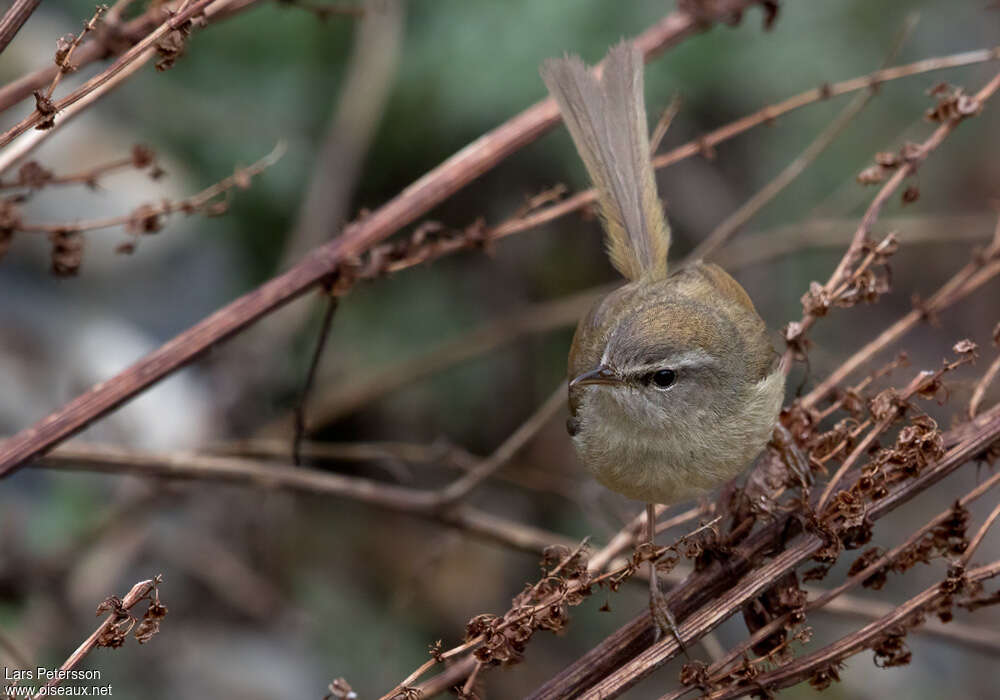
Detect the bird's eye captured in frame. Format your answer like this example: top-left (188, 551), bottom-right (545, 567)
top-left (647, 369), bottom-right (676, 389)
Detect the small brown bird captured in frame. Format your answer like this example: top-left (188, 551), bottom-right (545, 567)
top-left (541, 43), bottom-right (785, 644)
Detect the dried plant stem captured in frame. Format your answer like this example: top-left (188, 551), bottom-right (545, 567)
top-left (817, 366), bottom-right (944, 510)
top-left (961, 501), bottom-right (1000, 567)
top-left (0, 48), bottom-right (155, 176)
top-left (659, 468), bottom-right (1000, 700)
top-left (783, 68), bottom-right (1000, 367)
top-left (33, 577), bottom-right (159, 698)
top-left (702, 560), bottom-right (1000, 700)
top-left (0, 153), bottom-right (144, 190)
top-left (686, 88), bottom-right (869, 263)
top-left (220, 437), bottom-right (582, 501)
top-left (0, 0), bottom-right (41, 55)
top-left (293, 296), bottom-right (339, 465)
top-left (810, 593), bottom-right (1000, 654)
top-left (0, 0), bottom-right (222, 149)
top-left (14, 141), bottom-right (285, 234)
top-left (527, 402), bottom-right (1000, 699)
top-left (687, 11), bottom-right (919, 263)
top-left (0, 0), bottom-right (764, 477)
top-left (970, 353), bottom-right (1000, 419)
top-left (0, 0), bottom-right (261, 114)
top-left (43, 6), bottom-right (108, 100)
top-left (805, 217), bottom-right (1000, 408)
top-left (37, 443), bottom-right (579, 554)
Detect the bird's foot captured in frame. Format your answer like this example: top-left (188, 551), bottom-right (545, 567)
top-left (648, 564), bottom-right (690, 659)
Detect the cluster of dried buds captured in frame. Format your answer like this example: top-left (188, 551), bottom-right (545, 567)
top-left (465, 544), bottom-right (592, 667)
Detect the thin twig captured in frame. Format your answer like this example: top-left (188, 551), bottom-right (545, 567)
top-left (0, 0), bottom-right (766, 477)
top-left (36, 443), bottom-right (580, 555)
top-left (960, 501), bottom-right (1000, 567)
top-left (805, 213), bottom-right (1000, 408)
top-left (0, 0), bottom-right (262, 115)
top-left (782, 68), bottom-right (1000, 368)
top-left (293, 296), bottom-right (339, 465)
top-left (687, 12), bottom-right (920, 264)
top-left (33, 577), bottom-right (161, 698)
top-left (970, 353), bottom-right (1000, 419)
top-left (0, 48), bottom-right (156, 176)
top-left (0, 0), bottom-right (221, 148)
top-left (701, 560), bottom-right (1000, 700)
top-left (14, 142), bottom-right (286, 235)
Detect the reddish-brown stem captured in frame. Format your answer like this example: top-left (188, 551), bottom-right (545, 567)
top-left (0, 0), bottom-right (763, 477)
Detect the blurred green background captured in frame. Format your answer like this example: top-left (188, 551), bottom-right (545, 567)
top-left (1, 1), bottom-right (999, 698)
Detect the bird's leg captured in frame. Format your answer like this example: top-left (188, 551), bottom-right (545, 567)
top-left (646, 503), bottom-right (689, 658)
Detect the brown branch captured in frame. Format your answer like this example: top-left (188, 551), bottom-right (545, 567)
top-left (782, 68), bottom-right (1000, 367)
top-left (961, 501), bottom-right (1000, 567)
top-left (33, 577), bottom-right (164, 698)
top-left (703, 560), bottom-right (1000, 700)
top-left (0, 0), bottom-right (220, 148)
top-left (526, 401), bottom-right (1000, 699)
top-left (0, 0), bottom-right (261, 115)
top-left (970, 353), bottom-right (1000, 419)
top-left (36, 442), bottom-right (579, 555)
top-left (294, 214), bottom-right (992, 430)
top-left (804, 213), bottom-right (1000, 408)
top-left (0, 47), bottom-right (156, 175)
top-left (0, 0), bottom-right (41, 56)
top-left (658, 468), bottom-right (1000, 700)
top-left (42, 5), bottom-right (109, 103)
top-left (220, 437), bottom-right (583, 501)
top-left (293, 296), bottom-right (338, 465)
top-left (0, 0), bottom-right (766, 477)
top-left (686, 11), bottom-right (919, 263)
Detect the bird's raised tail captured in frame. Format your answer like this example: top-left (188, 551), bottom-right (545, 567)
top-left (541, 42), bottom-right (671, 281)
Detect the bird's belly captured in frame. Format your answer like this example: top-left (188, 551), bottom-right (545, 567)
top-left (572, 392), bottom-right (775, 505)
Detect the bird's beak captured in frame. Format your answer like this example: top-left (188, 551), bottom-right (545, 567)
top-left (569, 365), bottom-right (619, 388)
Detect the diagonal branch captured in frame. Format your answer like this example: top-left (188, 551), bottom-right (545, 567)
top-left (0, 0), bottom-right (767, 478)
top-left (0, 0), bottom-right (41, 55)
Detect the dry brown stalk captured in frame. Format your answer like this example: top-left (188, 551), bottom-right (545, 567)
top-left (13, 143), bottom-right (283, 236)
top-left (817, 352), bottom-right (974, 510)
top-left (527, 401), bottom-right (1000, 699)
top-left (782, 68), bottom-right (1000, 366)
top-left (970, 353), bottom-right (1000, 419)
top-left (0, 0), bottom-right (261, 115)
top-left (656, 468), bottom-right (1000, 700)
top-left (0, 0), bottom-right (221, 148)
top-left (0, 0), bottom-right (41, 55)
top-left (292, 49), bottom-right (1000, 307)
top-left (37, 442), bottom-right (579, 555)
top-left (298, 215), bottom-right (992, 431)
top-left (700, 559), bottom-right (1000, 700)
top-left (0, 146), bottom-right (158, 190)
top-left (0, 46), bottom-right (156, 175)
top-left (685, 11), bottom-right (919, 263)
top-left (0, 0), bottom-right (767, 478)
top-left (30, 577), bottom-right (166, 699)
top-left (805, 214), bottom-right (1000, 408)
